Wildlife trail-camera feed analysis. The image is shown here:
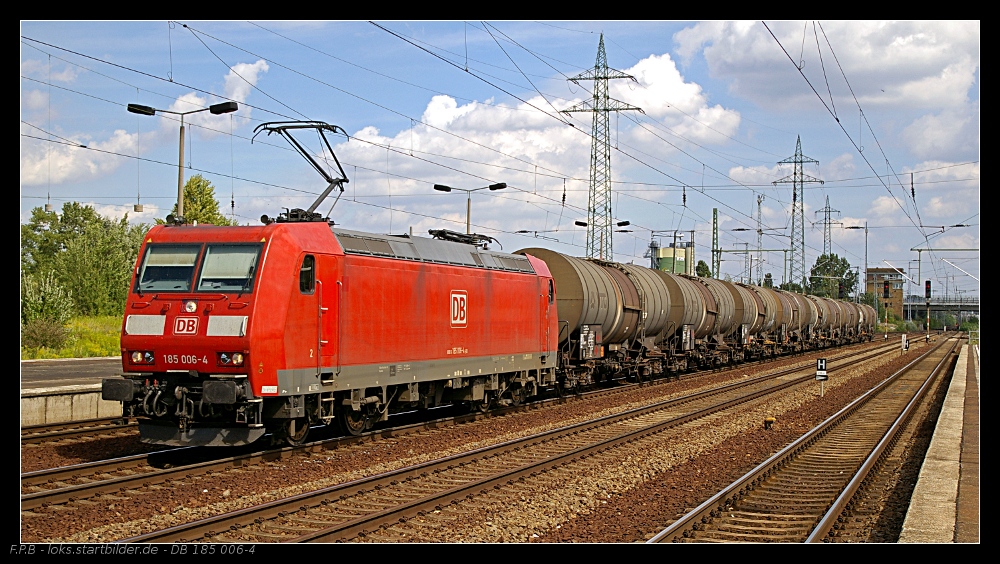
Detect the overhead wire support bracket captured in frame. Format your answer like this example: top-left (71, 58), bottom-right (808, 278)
top-left (253, 121), bottom-right (350, 222)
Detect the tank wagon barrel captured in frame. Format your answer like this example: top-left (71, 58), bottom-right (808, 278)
top-left (516, 247), bottom-right (873, 385)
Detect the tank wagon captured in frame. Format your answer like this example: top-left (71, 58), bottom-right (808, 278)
top-left (516, 248), bottom-right (875, 391)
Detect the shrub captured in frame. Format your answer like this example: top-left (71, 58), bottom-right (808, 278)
top-left (21, 318), bottom-right (70, 350)
top-left (21, 270), bottom-right (74, 325)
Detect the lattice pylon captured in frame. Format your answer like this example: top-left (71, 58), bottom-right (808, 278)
top-left (773, 136), bottom-right (823, 290)
top-left (563, 34), bottom-right (642, 260)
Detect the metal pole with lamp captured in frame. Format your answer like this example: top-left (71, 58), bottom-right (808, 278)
top-left (433, 183), bottom-right (506, 234)
top-left (127, 101), bottom-right (238, 223)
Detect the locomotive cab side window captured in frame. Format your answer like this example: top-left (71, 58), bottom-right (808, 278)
top-left (136, 244), bottom-right (201, 292)
top-left (300, 255), bottom-right (316, 294)
top-left (197, 244), bottom-right (262, 292)
top-left (548, 279), bottom-right (554, 303)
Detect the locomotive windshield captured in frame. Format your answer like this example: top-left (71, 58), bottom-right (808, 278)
top-left (135, 243), bottom-right (262, 293)
top-left (197, 245), bottom-right (261, 292)
top-left (136, 244), bottom-right (200, 291)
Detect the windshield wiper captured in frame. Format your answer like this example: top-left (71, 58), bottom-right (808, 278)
top-left (237, 259), bottom-right (257, 299)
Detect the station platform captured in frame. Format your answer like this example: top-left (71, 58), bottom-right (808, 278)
top-left (899, 342), bottom-right (980, 543)
top-left (20, 357), bottom-right (123, 426)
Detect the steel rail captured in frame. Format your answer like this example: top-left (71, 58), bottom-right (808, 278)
top-left (806, 337), bottom-right (959, 542)
top-left (646, 334), bottom-right (955, 543)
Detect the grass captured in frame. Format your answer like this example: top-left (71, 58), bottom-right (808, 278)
top-left (21, 315), bottom-right (121, 360)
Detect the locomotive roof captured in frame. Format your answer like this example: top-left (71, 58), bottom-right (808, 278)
top-left (331, 228), bottom-right (535, 274)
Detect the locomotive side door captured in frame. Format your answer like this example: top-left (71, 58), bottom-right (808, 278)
top-left (286, 254), bottom-right (320, 373)
top-left (314, 253), bottom-right (339, 380)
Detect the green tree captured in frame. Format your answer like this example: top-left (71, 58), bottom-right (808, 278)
top-left (695, 260), bottom-right (711, 277)
top-left (779, 281), bottom-right (804, 293)
top-left (21, 269), bottom-right (74, 326)
top-left (763, 272), bottom-right (774, 288)
top-left (808, 253), bottom-right (857, 298)
top-left (55, 217), bottom-right (147, 316)
top-left (160, 175), bottom-right (235, 225)
top-left (21, 202), bottom-right (104, 273)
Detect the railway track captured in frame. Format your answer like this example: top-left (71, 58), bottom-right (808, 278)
top-left (22, 341), bottom-right (891, 513)
top-left (113, 341), bottom-right (899, 542)
top-left (21, 417), bottom-right (137, 445)
top-left (646, 335), bottom-right (959, 543)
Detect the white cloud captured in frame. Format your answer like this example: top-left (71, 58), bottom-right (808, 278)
top-left (20, 59), bottom-right (78, 82)
top-left (422, 95), bottom-right (478, 129)
top-left (901, 106), bottom-right (980, 160)
top-left (821, 153), bottom-right (857, 180)
top-left (162, 60), bottom-right (269, 139)
top-left (674, 21), bottom-right (980, 112)
top-left (609, 53), bottom-right (741, 145)
top-left (22, 89), bottom-right (48, 111)
top-left (224, 60), bottom-right (269, 106)
top-left (20, 126), bottom-right (152, 186)
top-left (868, 195), bottom-right (900, 217)
top-left (727, 164), bottom-right (782, 185)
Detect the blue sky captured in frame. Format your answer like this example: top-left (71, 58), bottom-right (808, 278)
top-left (20, 21), bottom-right (979, 298)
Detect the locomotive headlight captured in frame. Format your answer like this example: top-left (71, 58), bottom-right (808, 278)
top-left (184, 300), bottom-right (198, 313)
top-left (129, 351), bottom-right (155, 365)
top-left (217, 352), bottom-right (245, 367)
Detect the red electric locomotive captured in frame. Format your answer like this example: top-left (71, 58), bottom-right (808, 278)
top-left (103, 222), bottom-right (559, 446)
top-left (102, 121), bottom-right (558, 446)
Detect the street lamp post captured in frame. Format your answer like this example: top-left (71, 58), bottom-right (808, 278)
top-left (577, 220), bottom-right (631, 259)
top-left (127, 101), bottom-right (238, 223)
top-left (433, 183), bottom-right (506, 234)
top-left (845, 222), bottom-right (868, 289)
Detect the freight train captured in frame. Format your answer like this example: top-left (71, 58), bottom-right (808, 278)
top-left (101, 120), bottom-right (875, 447)
top-left (102, 220), bottom-right (876, 447)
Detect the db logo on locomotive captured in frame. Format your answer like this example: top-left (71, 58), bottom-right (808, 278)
top-left (173, 317), bottom-right (199, 335)
top-left (451, 291), bottom-right (468, 328)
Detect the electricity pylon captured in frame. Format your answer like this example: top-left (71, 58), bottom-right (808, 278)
top-left (773, 136), bottom-right (823, 290)
top-left (563, 34), bottom-right (642, 260)
top-left (814, 195), bottom-right (842, 256)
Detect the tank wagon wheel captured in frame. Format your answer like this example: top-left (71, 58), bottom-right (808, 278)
top-left (340, 409), bottom-right (368, 437)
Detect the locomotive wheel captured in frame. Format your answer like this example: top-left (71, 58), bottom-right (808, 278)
top-left (475, 396), bottom-right (492, 413)
top-left (340, 409), bottom-right (367, 436)
top-left (510, 386), bottom-right (527, 407)
top-left (284, 417), bottom-right (310, 446)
